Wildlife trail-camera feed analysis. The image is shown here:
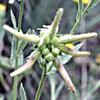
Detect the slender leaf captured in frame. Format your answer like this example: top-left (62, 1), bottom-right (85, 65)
top-left (18, 51), bottom-right (23, 67)
top-left (16, 28), bottom-right (32, 55)
top-left (10, 10), bottom-right (17, 67)
top-left (20, 83), bottom-right (27, 100)
top-left (10, 36), bottom-right (16, 67)
top-left (10, 10), bottom-right (17, 29)
top-left (46, 61), bottom-right (57, 75)
top-left (17, 40), bottom-right (26, 55)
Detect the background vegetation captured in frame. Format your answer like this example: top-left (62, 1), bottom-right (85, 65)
top-left (0, 0), bottom-right (100, 100)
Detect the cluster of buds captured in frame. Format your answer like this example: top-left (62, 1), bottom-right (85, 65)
top-left (3, 8), bottom-right (97, 93)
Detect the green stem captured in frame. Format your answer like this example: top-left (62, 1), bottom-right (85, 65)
top-left (69, 0), bottom-right (93, 35)
top-left (69, 19), bottom-right (80, 35)
top-left (82, 0), bottom-right (93, 17)
top-left (18, 0), bottom-right (24, 32)
top-left (17, 0), bottom-right (24, 48)
top-left (35, 67), bottom-right (47, 100)
top-left (13, 0), bottom-right (24, 100)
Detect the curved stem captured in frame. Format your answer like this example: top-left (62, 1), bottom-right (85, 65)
top-left (69, 0), bottom-right (93, 35)
top-left (35, 67), bottom-right (47, 100)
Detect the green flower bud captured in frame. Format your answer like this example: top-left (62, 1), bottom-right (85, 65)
top-left (45, 53), bottom-right (54, 61)
top-left (38, 37), bottom-right (45, 49)
top-left (50, 37), bottom-right (59, 45)
top-left (52, 48), bottom-right (60, 56)
top-left (44, 34), bottom-right (50, 44)
top-left (40, 44), bottom-right (46, 50)
top-left (42, 48), bottom-right (50, 56)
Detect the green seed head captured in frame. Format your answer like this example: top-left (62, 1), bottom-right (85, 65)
top-left (42, 48), bottom-right (50, 56)
top-left (50, 37), bottom-right (59, 45)
top-left (39, 44), bottom-right (46, 50)
top-left (44, 53), bottom-right (54, 61)
top-left (44, 34), bottom-right (50, 44)
top-left (52, 48), bottom-right (60, 56)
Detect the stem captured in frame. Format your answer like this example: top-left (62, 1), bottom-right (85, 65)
top-left (82, 0), bottom-right (93, 17)
top-left (70, 19), bottom-right (80, 35)
top-left (13, 0), bottom-right (24, 100)
top-left (18, 0), bottom-right (24, 32)
top-left (35, 67), bottom-right (47, 100)
top-left (69, 0), bottom-right (93, 35)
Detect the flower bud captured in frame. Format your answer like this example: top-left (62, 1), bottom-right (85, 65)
top-left (50, 37), bottom-right (59, 45)
top-left (42, 48), bottom-right (50, 56)
top-left (40, 44), bottom-right (46, 50)
top-left (45, 53), bottom-right (54, 61)
top-left (38, 37), bottom-right (45, 49)
top-left (52, 48), bottom-right (60, 56)
top-left (44, 34), bottom-right (50, 44)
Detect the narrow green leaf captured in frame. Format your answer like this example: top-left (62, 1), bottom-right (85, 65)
top-left (58, 43), bottom-right (83, 64)
top-left (46, 61), bottom-right (57, 75)
top-left (0, 20), bottom-right (6, 41)
top-left (76, 0), bottom-right (83, 20)
top-left (20, 83), bottom-right (27, 100)
top-left (10, 10), bottom-right (17, 29)
top-left (10, 10), bottom-right (17, 67)
top-left (10, 36), bottom-right (16, 67)
top-left (16, 28), bottom-right (32, 55)
top-left (18, 51), bottom-right (23, 67)
top-left (10, 10), bottom-right (25, 68)
top-left (17, 40), bottom-right (26, 55)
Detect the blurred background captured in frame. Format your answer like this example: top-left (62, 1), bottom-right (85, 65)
top-left (0, 0), bottom-right (100, 100)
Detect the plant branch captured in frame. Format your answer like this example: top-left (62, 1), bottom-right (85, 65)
top-left (70, 0), bottom-right (94, 35)
top-left (35, 67), bottom-right (47, 100)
